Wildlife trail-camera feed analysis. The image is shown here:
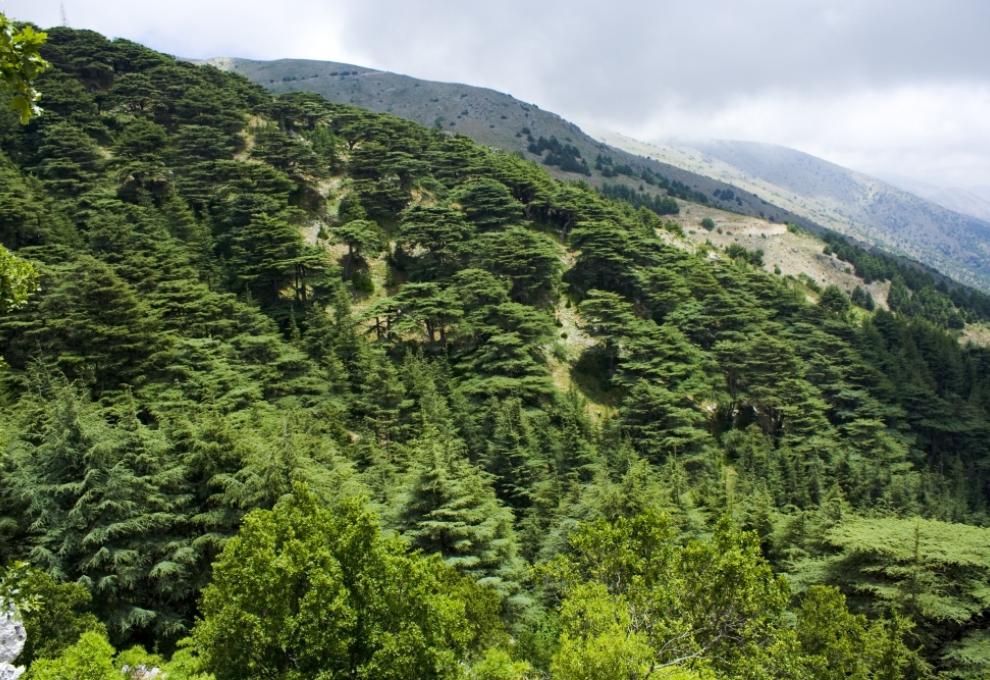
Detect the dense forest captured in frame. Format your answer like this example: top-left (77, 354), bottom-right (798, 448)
top-left (2, 25), bottom-right (990, 680)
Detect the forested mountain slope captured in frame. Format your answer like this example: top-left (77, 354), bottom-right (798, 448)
top-left (601, 134), bottom-right (990, 293)
top-left (3, 27), bottom-right (990, 679)
top-left (215, 57), bottom-right (990, 296)
top-left (208, 57), bottom-right (823, 229)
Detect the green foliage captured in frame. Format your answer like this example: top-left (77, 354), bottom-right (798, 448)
top-left (542, 512), bottom-right (791, 677)
top-left (825, 231), bottom-right (990, 325)
top-left (819, 285), bottom-right (851, 317)
top-left (796, 586), bottom-right (925, 680)
top-left (726, 242), bottom-right (764, 267)
top-left (453, 177), bottom-right (524, 230)
top-left (0, 562), bottom-right (103, 665)
top-left (621, 382), bottom-right (713, 462)
top-left (0, 14), bottom-right (49, 122)
top-left (822, 517), bottom-right (990, 620)
top-left (33, 122), bottom-right (103, 196)
top-left (25, 631), bottom-right (118, 680)
top-left (468, 647), bottom-right (532, 680)
top-left (5, 376), bottom-right (195, 642)
top-left (851, 285), bottom-right (876, 311)
top-left (399, 431), bottom-right (527, 608)
top-left (0, 243), bottom-right (36, 313)
top-left (398, 203), bottom-right (475, 279)
top-left (1, 256), bottom-right (162, 393)
top-left (550, 583), bottom-right (656, 680)
top-left (599, 182), bottom-right (680, 216)
top-left (541, 513), bottom-right (926, 679)
top-left (192, 486), bottom-right (485, 680)
top-left (526, 135), bottom-right (589, 175)
top-left (331, 217), bottom-right (384, 279)
top-left (790, 515), bottom-right (990, 676)
top-left (474, 226), bottom-right (560, 305)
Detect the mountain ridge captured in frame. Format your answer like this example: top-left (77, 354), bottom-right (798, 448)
top-left (881, 175), bottom-right (990, 223)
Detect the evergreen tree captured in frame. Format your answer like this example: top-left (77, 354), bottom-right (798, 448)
top-left (32, 122), bottom-right (103, 196)
top-left (483, 398), bottom-right (543, 509)
top-left (6, 375), bottom-right (194, 643)
top-left (332, 217), bottom-right (384, 280)
top-left (620, 382), bottom-right (713, 463)
top-left (0, 256), bottom-right (161, 394)
top-left (191, 487), bottom-right (493, 680)
top-left (474, 225), bottom-right (561, 306)
top-left (397, 203), bottom-right (475, 280)
top-left (399, 431), bottom-right (527, 608)
top-left (452, 177), bottom-right (524, 231)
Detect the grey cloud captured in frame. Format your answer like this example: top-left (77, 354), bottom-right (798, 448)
top-left (332, 0), bottom-right (990, 123)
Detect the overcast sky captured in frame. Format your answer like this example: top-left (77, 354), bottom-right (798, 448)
top-left (5, 0), bottom-right (990, 191)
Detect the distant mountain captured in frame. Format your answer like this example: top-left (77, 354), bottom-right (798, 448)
top-left (597, 135), bottom-right (990, 292)
top-left (921, 186), bottom-right (990, 224)
top-left (206, 57), bottom-right (820, 230)
top-left (881, 176), bottom-right (990, 224)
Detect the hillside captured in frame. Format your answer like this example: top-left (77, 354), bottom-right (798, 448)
top-left (207, 57), bottom-right (823, 228)
top-left (4, 26), bottom-right (990, 679)
top-left (600, 134), bottom-right (990, 293)
top-left (669, 201), bottom-right (892, 308)
top-left (884, 175), bottom-right (990, 224)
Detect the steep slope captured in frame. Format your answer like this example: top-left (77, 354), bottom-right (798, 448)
top-left (206, 57), bottom-right (820, 229)
top-left (600, 134), bottom-right (990, 292)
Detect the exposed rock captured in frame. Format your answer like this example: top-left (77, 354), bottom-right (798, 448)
top-left (122, 664), bottom-right (162, 679)
top-left (0, 603), bottom-right (26, 680)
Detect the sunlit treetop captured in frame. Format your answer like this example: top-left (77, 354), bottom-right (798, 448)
top-left (0, 12), bottom-right (49, 123)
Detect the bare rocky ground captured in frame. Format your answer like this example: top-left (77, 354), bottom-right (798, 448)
top-left (666, 201), bottom-right (990, 347)
top-left (961, 323), bottom-right (990, 348)
top-left (0, 605), bottom-right (25, 680)
top-left (669, 200), bottom-right (891, 308)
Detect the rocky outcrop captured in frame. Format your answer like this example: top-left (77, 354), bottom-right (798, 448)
top-left (0, 604), bottom-right (25, 680)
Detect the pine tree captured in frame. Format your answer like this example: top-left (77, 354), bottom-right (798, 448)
top-left (484, 398), bottom-right (543, 509)
top-left (452, 177), bottom-right (524, 231)
top-left (620, 382), bottom-right (713, 463)
top-left (400, 433), bottom-right (526, 607)
top-left (6, 375), bottom-right (194, 643)
top-left (0, 255), bottom-right (162, 394)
